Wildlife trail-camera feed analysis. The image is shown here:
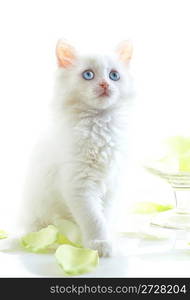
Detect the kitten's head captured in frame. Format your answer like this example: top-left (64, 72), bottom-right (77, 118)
top-left (55, 40), bottom-right (133, 110)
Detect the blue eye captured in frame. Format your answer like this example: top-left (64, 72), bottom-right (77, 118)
top-left (109, 70), bottom-right (120, 81)
top-left (82, 70), bottom-right (94, 80)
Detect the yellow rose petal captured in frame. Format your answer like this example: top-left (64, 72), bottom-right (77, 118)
top-left (0, 230), bottom-right (8, 239)
top-left (20, 222), bottom-right (82, 253)
top-left (55, 245), bottom-right (99, 276)
top-left (57, 232), bottom-right (81, 248)
top-left (178, 152), bottom-right (190, 171)
top-left (166, 136), bottom-right (190, 155)
top-left (133, 201), bottom-right (173, 214)
top-left (120, 231), bottom-right (169, 240)
top-left (54, 219), bottom-right (82, 246)
top-left (20, 225), bottom-right (59, 253)
top-left (163, 136), bottom-right (190, 171)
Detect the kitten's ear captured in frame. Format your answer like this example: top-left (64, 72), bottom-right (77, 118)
top-left (116, 40), bottom-right (133, 64)
top-left (56, 39), bottom-right (76, 68)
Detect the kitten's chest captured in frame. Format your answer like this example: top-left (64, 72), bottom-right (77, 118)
top-left (74, 114), bottom-right (121, 167)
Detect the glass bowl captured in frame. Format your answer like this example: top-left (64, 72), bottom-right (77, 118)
top-left (145, 165), bottom-right (190, 230)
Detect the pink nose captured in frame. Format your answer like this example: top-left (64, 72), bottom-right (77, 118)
top-left (99, 81), bottom-right (109, 89)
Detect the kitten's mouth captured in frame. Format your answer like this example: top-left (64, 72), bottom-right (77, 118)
top-left (98, 90), bottom-right (110, 97)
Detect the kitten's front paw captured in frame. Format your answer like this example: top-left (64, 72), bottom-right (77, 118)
top-left (88, 239), bottom-right (114, 257)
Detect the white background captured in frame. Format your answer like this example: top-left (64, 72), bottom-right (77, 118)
top-left (0, 0), bottom-right (190, 233)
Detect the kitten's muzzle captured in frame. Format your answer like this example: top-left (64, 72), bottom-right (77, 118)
top-left (98, 80), bottom-right (110, 97)
top-left (99, 90), bottom-right (110, 97)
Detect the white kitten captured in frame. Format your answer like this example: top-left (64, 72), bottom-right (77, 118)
top-left (21, 40), bottom-right (133, 257)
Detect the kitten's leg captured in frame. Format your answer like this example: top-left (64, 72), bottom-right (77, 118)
top-left (104, 188), bottom-right (118, 228)
top-left (103, 188), bottom-right (120, 255)
top-left (63, 179), bottom-right (113, 257)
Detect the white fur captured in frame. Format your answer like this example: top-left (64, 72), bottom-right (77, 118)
top-left (21, 50), bottom-right (133, 257)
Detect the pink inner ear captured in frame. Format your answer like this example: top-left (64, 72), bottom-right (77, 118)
top-left (56, 41), bottom-right (76, 68)
top-left (117, 41), bottom-right (133, 64)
